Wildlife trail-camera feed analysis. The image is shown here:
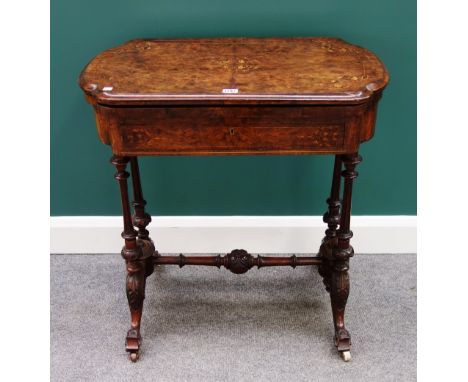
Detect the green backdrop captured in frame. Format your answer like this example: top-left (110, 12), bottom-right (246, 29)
top-left (51, 0), bottom-right (416, 216)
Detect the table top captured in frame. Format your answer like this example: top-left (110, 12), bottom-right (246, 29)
top-left (79, 37), bottom-right (389, 106)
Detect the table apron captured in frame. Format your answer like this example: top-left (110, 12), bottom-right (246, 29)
top-left (95, 105), bottom-right (374, 155)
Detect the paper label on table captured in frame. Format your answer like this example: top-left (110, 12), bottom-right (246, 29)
top-left (222, 88), bottom-right (239, 94)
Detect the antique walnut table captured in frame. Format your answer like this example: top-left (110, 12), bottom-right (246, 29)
top-left (79, 37), bottom-right (389, 362)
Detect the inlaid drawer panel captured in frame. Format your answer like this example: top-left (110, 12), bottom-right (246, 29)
top-left (98, 106), bottom-right (357, 155)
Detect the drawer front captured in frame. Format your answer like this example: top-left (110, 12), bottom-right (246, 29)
top-left (103, 106), bottom-right (354, 155)
top-left (121, 124), bottom-right (344, 153)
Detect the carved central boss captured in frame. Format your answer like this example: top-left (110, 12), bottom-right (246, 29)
top-left (225, 249), bottom-right (254, 274)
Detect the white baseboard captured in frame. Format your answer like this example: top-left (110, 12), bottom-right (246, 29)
top-left (50, 216), bottom-right (416, 254)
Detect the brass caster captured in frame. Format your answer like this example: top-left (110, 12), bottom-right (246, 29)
top-left (340, 351), bottom-right (351, 362)
top-left (129, 351), bottom-right (140, 362)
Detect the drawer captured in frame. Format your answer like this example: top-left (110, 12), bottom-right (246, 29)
top-left (98, 106), bottom-right (357, 155)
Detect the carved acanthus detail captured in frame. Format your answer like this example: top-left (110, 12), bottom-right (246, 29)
top-left (126, 261), bottom-right (146, 312)
top-left (330, 268), bottom-right (350, 311)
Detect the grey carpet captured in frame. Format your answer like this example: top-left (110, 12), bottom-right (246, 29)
top-left (51, 254), bottom-right (416, 382)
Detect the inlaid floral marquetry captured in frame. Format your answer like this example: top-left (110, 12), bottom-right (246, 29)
top-left (80, 37), bottom-right (388, 106)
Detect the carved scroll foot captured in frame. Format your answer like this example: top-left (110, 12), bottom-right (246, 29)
top-left (125, 259), bottom-right (146, 362)
top-left (330, 265), bottom-right (352, 357)
top-left (126, 328), bottom-right (141, 362)
top-left (334, 327), bottom-right (351, 352)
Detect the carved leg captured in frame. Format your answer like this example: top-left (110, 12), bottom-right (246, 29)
top-left (318, 155), bottom-right (342, 292)
top-left (330, 153), bottom-right (361, 362)
top-left (111, 155), bottom-right (147, 362)
top-left (125, 258), bottom-right (146, 362)
top-left (129, 157), bottom-right (156, 277)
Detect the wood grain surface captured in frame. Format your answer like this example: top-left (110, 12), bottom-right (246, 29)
top-left (80, 37), bottom-right (389, 106)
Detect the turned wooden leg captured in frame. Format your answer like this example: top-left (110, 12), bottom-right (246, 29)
top-left (330, 152), bottom-right (361, 362)
top-left (318, 155), bottom-right (342, 292)
top-left (111, 155), bottom-right (147, 362)
top-left (129, 157), bottom-right (156, 277)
